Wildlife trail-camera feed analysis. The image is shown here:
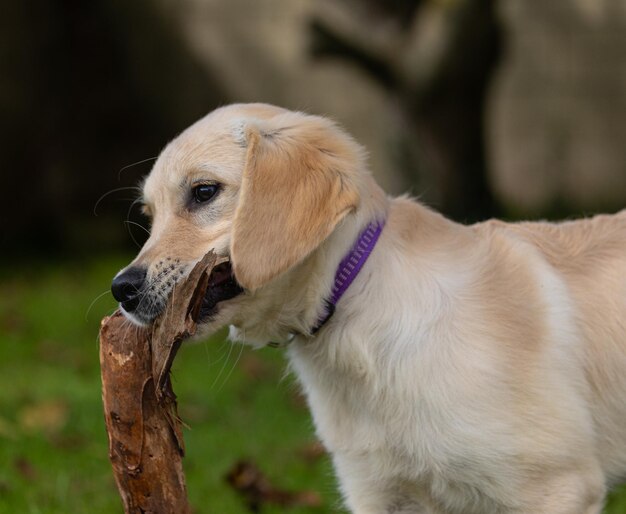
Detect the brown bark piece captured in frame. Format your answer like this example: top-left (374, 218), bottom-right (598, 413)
top-left (99, 251), bottom-right (219, 514)
top-left (151, 251), bottom-right (222, 401)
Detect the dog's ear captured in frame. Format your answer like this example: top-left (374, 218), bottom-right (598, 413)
top-left (231, 112), bottom-right (362, 291)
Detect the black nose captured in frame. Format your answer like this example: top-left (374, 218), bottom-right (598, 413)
top-left (111, 267), bottom-right (147, 309)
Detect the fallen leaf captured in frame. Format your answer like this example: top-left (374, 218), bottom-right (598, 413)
top-left (225, 459), bottom-right (322, 512)
top-left (239, 354), bottom-right (272, 380)
top-left (178, 402), bottom-right (210, 423)
top-left (299, 440), bottom-right (327, 463)
top-left (18, 400), bottom-right (68, 435)
top-left (0, 308), bottom-right (24, 334)
top-left (289, 390), bottom-right (309, 410)
top-left (50, 432), bottom-right (87, 450)
top-left (14, 457), bottom-right (37, 481)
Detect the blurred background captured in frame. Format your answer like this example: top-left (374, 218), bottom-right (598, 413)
top-left (1, 0), bottom-right (626, 512)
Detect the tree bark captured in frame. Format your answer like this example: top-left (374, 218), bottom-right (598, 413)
top-left (99, 251), bottom-right (218, 513)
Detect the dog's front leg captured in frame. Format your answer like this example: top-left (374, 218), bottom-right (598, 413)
top-left (333, 453), bottom-right (436, 514)
top-left (515, 465), bottom-right (606, 514)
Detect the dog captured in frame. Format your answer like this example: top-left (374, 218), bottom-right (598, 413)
top-left (111, 103), bottom-right (626, 513)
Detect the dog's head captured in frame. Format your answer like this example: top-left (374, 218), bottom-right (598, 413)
top-left (111, 103), bottom-right (364, 343)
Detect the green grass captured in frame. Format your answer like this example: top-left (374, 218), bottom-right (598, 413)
top-left (0, 256), bottom-right (625, 514)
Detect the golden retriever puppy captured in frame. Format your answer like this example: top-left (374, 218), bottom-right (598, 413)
top-left (111, 103), bottom-right (626, 513)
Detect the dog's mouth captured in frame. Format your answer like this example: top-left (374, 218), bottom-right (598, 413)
top-left (199, 259), bottom-right (244, 321)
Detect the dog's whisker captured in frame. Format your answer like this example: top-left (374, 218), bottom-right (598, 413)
top-left (124, 221), bottom-right (143, 250)
top-left (202, 339), bottom-right (212, 368)
top-left (216, 340), bottom-right (245, 393)
top-left (209, 335), bottom-right (237, 391)
top-left (129, 196), bottom-right (144, 209)
top-left (130, 288), bottom-right (155, 322)
top-left (95, 306), bottom-right (121, 346)
top-left (85, 289), bottom-right (113, 321)
top-left (213, 327), bottom-right (246, 392)
top-left (116, 317), bottom-right (134, 349)
top-left (124, 197), bottom-right (149, 250)
top-left (204, 338), bottom-right (232, 369)
top-left (123, 220), bottom-right (151, 237)
top-left (167, 281), bottom-right (177, 325)
top-left (117, 156), bottom-right (158, 181)
top-left (93, 186), bottom-right (142, 216)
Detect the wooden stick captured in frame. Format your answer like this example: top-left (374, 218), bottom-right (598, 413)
top-left (99, 251), bottom-right (218, 513)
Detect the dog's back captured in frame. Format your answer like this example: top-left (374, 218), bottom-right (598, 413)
top-left (478, 210), bottom-right (626, 484)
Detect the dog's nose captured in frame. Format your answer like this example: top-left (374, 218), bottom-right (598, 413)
top-left (111, 267), bottom-right (147, 309)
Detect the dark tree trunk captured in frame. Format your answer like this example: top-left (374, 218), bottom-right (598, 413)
top-left (310, 0), bottom-right (502, 222)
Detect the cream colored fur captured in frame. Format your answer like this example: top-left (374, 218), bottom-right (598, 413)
top-left (123, 103), bottom-right (626, 513)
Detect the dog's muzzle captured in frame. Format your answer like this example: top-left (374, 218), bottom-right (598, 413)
top-left (111, 259), bottom-right (243, 325)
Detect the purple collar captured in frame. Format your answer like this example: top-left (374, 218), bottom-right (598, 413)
top-left (311, 219), bottom-right (385, 334)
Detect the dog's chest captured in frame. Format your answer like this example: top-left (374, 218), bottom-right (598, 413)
top-left (289, 338), bottom-right (510, 475)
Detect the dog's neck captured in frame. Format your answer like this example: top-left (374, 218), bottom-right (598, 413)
top-left (229, 176), bottom-right (389, 347)
top-left (309, 218), bottom-right (386, 335)
top-left (297, 177), bottom-right (390, 337)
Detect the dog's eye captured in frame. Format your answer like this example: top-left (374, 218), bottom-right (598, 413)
top-left (192, 184), bottom-right (219, 204)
